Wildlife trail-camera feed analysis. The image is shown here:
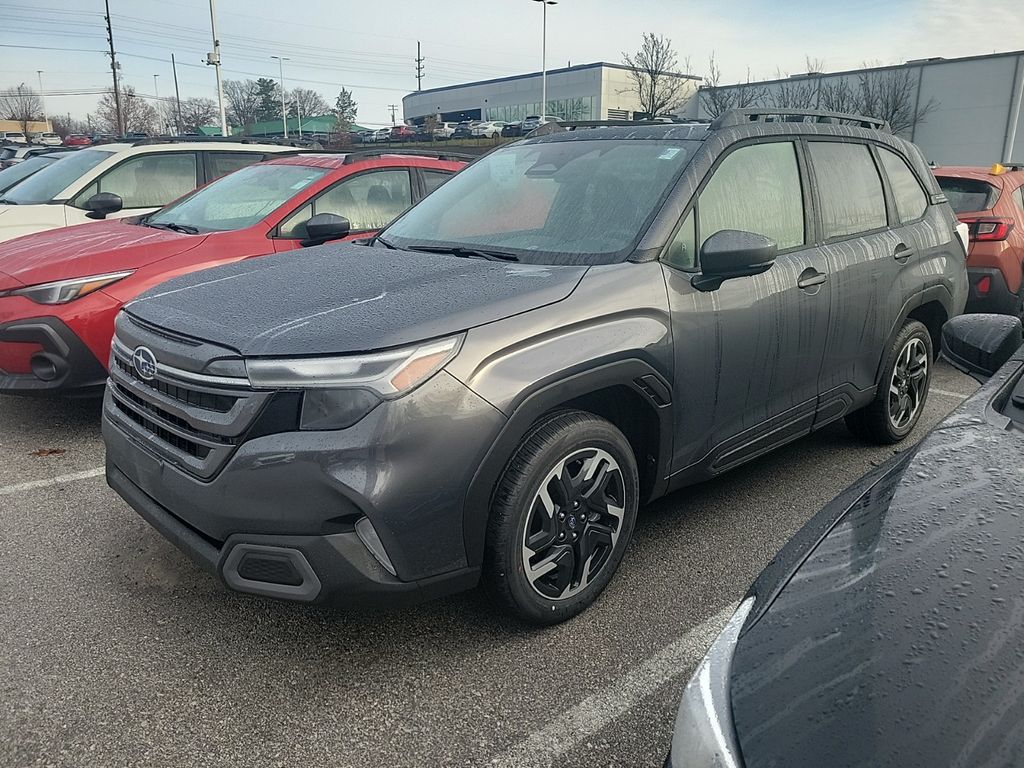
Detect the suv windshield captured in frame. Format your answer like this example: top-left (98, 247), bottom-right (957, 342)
top-left (1, 148), bottom-right (113, 204)
top-left (147, 162), bottom-right (329, 233)
top-left (0, 154), bottom-right (61, 193)
top-left (383, 139), bottom-right (697, 265)
top-left (936, 176), bottom-right (1000, 213)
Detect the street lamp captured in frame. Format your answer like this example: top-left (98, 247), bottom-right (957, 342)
top-left (271, 55), bottom-right (290, 139)
top-left (36, 70), bottom-right (47, 130)
top-left (532, 0), bottom-right (557, 118)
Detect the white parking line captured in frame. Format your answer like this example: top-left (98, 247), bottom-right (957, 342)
top-left (931, 387), bottom-right (970, 401)
top-left (488, 602), bottom-right (738, 768)
top-left (0, 467), bottom-right (105, 496)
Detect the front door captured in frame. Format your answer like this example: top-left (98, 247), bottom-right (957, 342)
top-left (662, 139), bottom-right (831, 476)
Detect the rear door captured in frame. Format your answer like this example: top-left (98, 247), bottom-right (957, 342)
top-left (806, 140), bottom-right (908, 414)
top-left (663, 139), bottom-right (831, 474)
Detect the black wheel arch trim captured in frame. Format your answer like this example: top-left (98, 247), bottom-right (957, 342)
top-left (875, 284), bottom-right (954, 383)
top-left (461, 358), bottom-right (674, 568)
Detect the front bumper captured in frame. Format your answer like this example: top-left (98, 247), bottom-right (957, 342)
top-left (102, 369), bottom-right (507, 606)
top-left (0, 316), bottom-right (107, 396)
top-left (965, 267), bottom-right (1020, 316)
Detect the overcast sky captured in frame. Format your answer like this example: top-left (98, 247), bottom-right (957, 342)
top-left (2, 0), bottom-right (1022, 128)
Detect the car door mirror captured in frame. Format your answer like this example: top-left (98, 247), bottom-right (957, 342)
top-left (83, 191), bottom-right (123, 220)
top-left (941, 313), bottom-right (1023, 380)
top-left (301, 212), bottom-right (351, 247)
top-left (692, 229), bottom-right (777, 292)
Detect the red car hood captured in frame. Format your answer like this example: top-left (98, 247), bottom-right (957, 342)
top-left (0, 219), bottom-right (209, 289)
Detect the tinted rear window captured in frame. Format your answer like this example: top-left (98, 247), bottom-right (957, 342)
top-left (936, 176), bottom-right (1000, 214)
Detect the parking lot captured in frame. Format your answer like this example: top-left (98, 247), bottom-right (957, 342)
top-left (1, 360), bottom-right (979, 768)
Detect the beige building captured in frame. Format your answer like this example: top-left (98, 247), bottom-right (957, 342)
top-left (402, 62), bottom-right (700, 124)
top-left (0, 119), bottom-right (53, 135)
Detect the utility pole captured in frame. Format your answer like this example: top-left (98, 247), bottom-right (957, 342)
top-left (171, 54), bottom-right (183, 135)
top-left (36, 71), bottom-right (48, 131)
top-left (388, 104), bottom-right (399, 125)
top-left (103, 0), bottom-right (123, 136)
top-left (207, 0), bottom-right (228, 136)
top-left (152, 74), bottom-right (160, 132)
top-left (532, 0), bottom-right (557, 117)
top-left (272, 55), bottom-right (289, 138)
top-left (415, 41), bottom-right (425, 92)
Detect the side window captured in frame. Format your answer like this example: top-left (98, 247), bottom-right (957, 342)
top-left (78, 153), bottom-right (198, 209)
top-left (1014, 186), bottom-right (1024, 212)
top-left (698, 141), bottom-right (805, 251)
top-left (809, 142), bottom-right (887, 238)
top-left (207, 152), bottom-right (261, 182)
top-left (665, 209), bottom-right (696, 270)
top-left (422, 170), bottom-right (453, 195)
top-left (878, 147), bottom-right (927, 223)
top-left (278, 169), bottom-right (413, 239)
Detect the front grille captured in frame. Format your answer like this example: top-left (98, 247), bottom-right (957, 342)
top-left (107, 334), bottom-right (273, 479)
top-left (114, 357), bottom-right (237, 412)
top-left (113, 399), bottom-right (212, 460)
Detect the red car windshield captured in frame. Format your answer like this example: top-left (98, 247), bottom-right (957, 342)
top-left (146, 163), bottom-right (329, 233)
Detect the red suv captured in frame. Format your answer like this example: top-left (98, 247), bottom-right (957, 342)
top-left (0, 150), bottom-right (469, 395)
top-left (390, 125), bottom-right (416, 142)
top-left (935, 164), bottom-right (1024, 316)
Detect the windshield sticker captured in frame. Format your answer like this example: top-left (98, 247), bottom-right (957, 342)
top-left (659, 148), bottom-right (682, 160)
top-left (490, 154), bottom-right (519, 186)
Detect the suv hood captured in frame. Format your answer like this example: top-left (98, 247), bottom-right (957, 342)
top-left (730, 354), bottom-right (1024, 768)
top-left (0, 219), bottom-right (208, 287)
top-left (126, 243), bottom-right (588, 356)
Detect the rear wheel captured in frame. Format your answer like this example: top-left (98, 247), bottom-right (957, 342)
top-left (484, 411), bottom-right (639, 625)
top-left (846, 319), bottom-right (932, 444)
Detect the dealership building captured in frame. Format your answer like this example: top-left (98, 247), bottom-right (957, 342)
top-left (402, 61), bottom-right (700, 125)
top-left (698, 49), bottom-right (1024, 165)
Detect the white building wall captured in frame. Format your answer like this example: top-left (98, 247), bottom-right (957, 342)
top-left (696, 51), bottom-right (1024, 166)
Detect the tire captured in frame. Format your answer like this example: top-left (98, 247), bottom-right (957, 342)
top-left (483, 410), bottom-right (639, 625)
top-left (845, 319), bottom-right (933, 444)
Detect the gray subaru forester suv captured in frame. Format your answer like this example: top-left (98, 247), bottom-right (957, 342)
top-left (103, 110), bottom-right (968, 624)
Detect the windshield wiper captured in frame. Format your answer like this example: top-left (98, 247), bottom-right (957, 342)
top-left (0, 198), bottom-right (18, 205)
top-left (407, 244), bottom-right (520, 262)
top-left (145, 221), bottom-right (199, 234)
top-left (374, 235), bottom-right (401, 250)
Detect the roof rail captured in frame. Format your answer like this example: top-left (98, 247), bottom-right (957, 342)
top-left (711, 108), bottom-right (890, 132)
top-left (340, 148), bottom-right (478, 164)
top-left (554, 119), bottom-right (712, 130)
top-left (129, 135), bottom-right (323, 148)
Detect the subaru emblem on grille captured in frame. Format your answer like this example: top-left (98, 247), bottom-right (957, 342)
top-left (132, 346), bottom-right (158, 381)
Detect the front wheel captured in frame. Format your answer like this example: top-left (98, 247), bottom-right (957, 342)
top-left (484, 410), bottom-right (639, 625)
top-left (846, 319), bottom-right (932, 444)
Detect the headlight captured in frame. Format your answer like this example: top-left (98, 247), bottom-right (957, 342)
top-left (246, 335), bottom-right (463, 431)
top-left (669, 597), bottom-right (754, 768)
top-left (0, 270), bottom-right (133, 304)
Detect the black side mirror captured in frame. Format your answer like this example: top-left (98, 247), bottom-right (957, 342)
top-left (941, 313), bottom-right (1023, 380)
top-left (692, 229), bottom-right (777, 292)
top-left (301, 213), bottom-right (351, 247)
top-left (83, 191), bottom-right (123, 220)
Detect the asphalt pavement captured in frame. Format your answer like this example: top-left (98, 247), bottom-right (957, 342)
top-left (1, 362), bottom-right (980, 768)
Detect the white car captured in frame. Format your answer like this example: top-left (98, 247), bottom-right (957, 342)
top-left (1, 132), bottom-right (28, 145)
top-left (471, 121), bottom-right (506, 138)
top-left (33, 132), bottom-right (63, 147)
top-left (373, 128), bottom-right (392, 143)
top-left (0, 140), bottom-right (292, 242)
top-left (433, 122), bottom-right (457, 140)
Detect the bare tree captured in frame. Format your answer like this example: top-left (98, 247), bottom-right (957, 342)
top-left (1, 84), bottom-right (44, 133)
top-left (223, 79), bottom-right (262, 134)
top-left (96, 86), bottom-right (158, 134)
top-left (818, 77), bottom-right (860, 114)
top-left (288, 88), bottom-right (330, 120)
top-left (177, 97), bottom-right (218, 133)
top-left (700, 54), bottom-right (767, 117)
top-left (622, 33), bottom-right (693, 118)
top-left (769, 59), bottom-right (819, 110)
top-left (855, 66), bottom-right (936, 135)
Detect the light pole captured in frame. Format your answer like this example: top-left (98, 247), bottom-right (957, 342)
top-left (271, 55), bottom-right (289, 138)
top-left (207, 0), bottom-right (228, 136)
top-left (153, 74), bottom-right (160, 133)
top-left (532, 0), bottom-right (557, 118)
top-left (36, 70), bottom-right (47, 131)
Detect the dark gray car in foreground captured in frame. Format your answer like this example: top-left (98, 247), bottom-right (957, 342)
top-left (669, 313), bottom-right (1024, 766)
top-left (103, 110), bottom-right (967, 623)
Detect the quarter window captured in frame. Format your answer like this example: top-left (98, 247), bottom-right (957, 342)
top-left (1014, 186), bottom-right (1024, 211)
top-left (422, 170), bottom-right (452, 195)
top-left (665, 209), bottom-right (696, 270)
top-left (878, 147), bottom-right (927, 223)
top-left (207, 152), bottom-right (262, 182)
top-left (698, 141), bottom-right (805, 251)
top-left (279, 169), bottom-right (413, 239)
top-left (809, 142), bottom-right (886, 238)
top-left (77, 152), bottom-right (198, 209)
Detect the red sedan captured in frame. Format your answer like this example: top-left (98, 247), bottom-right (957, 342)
top-left (0, 150), bottom-right (468, 395)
